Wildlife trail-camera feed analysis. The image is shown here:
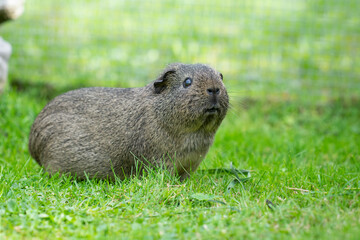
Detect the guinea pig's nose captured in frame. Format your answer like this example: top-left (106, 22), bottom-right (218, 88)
top-left (207, 88), bottom-right (220, 95)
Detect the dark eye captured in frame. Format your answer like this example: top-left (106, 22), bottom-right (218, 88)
top-left (220, 73), bottom-right (223, 80)
top-left (183, 78), bottom-right (192, 88)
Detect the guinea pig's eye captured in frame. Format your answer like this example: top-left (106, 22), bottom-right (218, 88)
top-left (220, 73), bottom-right (223, 80)
top-left (183, 78), bottom-right (192, 88)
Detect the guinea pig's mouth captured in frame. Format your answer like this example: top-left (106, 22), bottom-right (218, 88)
top-left (205, 107), bottom-right (220, 115)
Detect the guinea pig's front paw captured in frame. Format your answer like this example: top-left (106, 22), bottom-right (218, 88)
top-left (179, 172), bottom-right (191, 182)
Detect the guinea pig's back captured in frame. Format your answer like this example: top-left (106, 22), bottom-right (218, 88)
top-left (28, 87), bottom-right (141, 167)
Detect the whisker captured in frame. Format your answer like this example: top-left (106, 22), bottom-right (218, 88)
top-left (227, 103), bottom-right (245, 119)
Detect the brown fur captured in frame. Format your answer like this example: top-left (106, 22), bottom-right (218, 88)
top-left (28, 63), bottom-right (229, 180)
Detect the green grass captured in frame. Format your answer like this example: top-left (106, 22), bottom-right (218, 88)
top-left (1, 0), bottom-right (360, 239)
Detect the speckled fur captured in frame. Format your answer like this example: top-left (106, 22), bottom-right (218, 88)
top-left (28, 63), bottom-right (229, 180)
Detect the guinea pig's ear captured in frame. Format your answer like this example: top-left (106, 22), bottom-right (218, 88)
top-left (154, 70), bottom-right (176, 94)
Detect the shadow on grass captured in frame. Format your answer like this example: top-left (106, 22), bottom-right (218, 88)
top-left (10, 78), bottom-right (88, 101)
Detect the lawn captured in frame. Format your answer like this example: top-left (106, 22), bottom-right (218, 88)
top-left (1, 0), bottom-right (359, 239)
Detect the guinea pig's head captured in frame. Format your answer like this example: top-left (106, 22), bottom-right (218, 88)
top-left (152, 63), bottom-right (229, 134)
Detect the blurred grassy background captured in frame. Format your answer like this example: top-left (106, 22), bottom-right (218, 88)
top-left (1, 0), bottom-right (359, 101)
